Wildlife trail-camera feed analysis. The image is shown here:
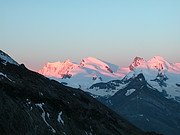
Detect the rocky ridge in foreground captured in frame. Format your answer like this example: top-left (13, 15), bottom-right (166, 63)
top-left (0, 50), bottom-right (160, 135)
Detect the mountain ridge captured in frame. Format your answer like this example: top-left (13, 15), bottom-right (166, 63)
top-left (1, 50), bottom-right (159, 135)
top-left (0, 50), bottom-right (19, 66)
top-left (38, 56), bottom-right (180, 99)
top-left (37, 55), bottom-right (180, 135)
top-left (96, 73), bottom-right (180, 135)
top-left (38, 56), bottom-right (180, 79)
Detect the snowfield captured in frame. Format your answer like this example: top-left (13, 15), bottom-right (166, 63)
top-left (38, 56), bottom-right (180, 102)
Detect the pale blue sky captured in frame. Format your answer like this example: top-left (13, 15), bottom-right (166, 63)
top-left (1, 0), bottom-right (180, 71)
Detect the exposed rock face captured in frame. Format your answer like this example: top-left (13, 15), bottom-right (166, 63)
top-left (129, 57), bottom-right (145, 70)
top-left (0, 51), bottom-right (153, 135)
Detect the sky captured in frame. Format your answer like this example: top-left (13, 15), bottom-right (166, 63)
top-left (1, 0), bottom-right (180, 71)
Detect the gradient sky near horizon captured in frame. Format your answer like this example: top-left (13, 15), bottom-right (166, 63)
top-left (1, 0), bottom-right (180, 71)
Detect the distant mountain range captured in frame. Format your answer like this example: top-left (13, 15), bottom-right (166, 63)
top-left (38, 55), bottom-right (180, 135)
top-left (38, 57), bottom-right (129, 95)
top-left (38, 56), bottom-right (180, 101)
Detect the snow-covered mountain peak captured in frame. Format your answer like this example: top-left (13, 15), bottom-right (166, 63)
top-left (80, 57), bottom-right (107, 66)
top-left (38, 60), bottom-right (77, 78)
top-left (38, 56), bottom-right (180, 101)
top-left (38, 57), bottom-right (128, 91)
top-left (126, 56), bottom-right (179, 80)
top-left (148, 56), bottom-right (171, 71)
top-left (63, 59), bottom-right (72, 63)
top-left (82, 57), bottom-right (100, 62)
top-left (129, 56), bottom-right (145, 70)
top-left (124, 56), bottom-right (180, 102)
top-left (152, 56), bottom-right (166, 61)
top-left (0, 50), bottom-right (19, 66)
top-left (81, 57), bottom-right (118, 75)
top-left (129, 56), bottom-right (176, 72)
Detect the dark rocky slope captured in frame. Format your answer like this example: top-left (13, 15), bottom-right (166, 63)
top-left (97, 74), bottom-right (180, 135)
top-left (0, 51), bottom-right (158, 135)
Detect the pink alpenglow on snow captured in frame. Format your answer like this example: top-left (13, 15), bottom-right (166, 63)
top-left (38, 56), bottom-right (180, 98)
top-left (38, 56), bottom-right (180, 81)
top-left (38, 57), bottom-right (129, 80)
top-left (128, 56), bottom-right (180, 74)
top-left (38, 60), bottom-right (77, 78)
